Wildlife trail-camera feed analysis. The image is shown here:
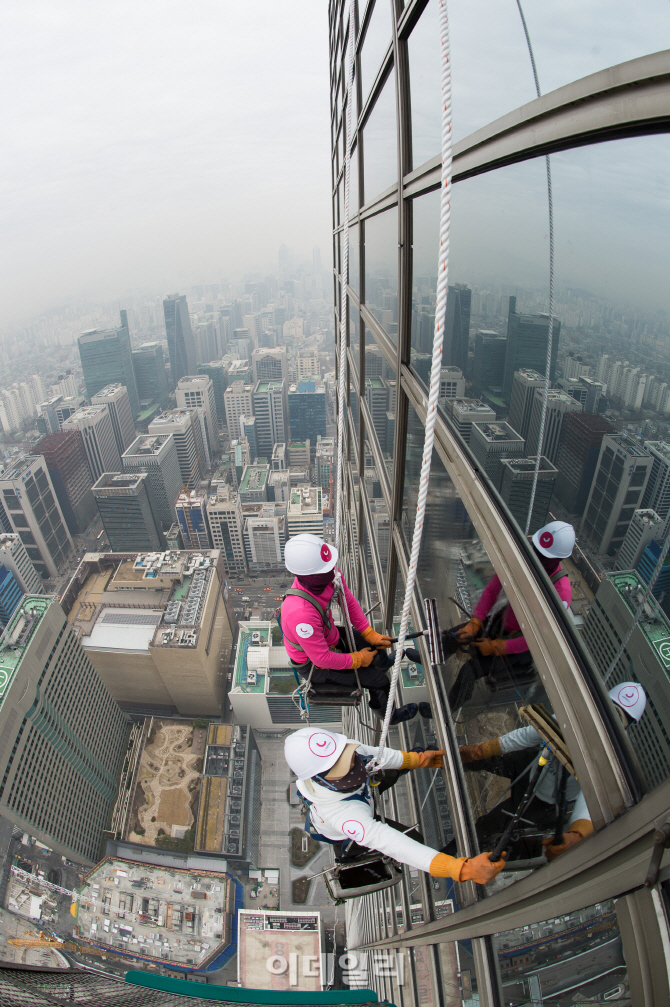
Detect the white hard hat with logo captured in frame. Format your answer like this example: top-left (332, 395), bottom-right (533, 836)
top-left (285, 727), bottom-right (348, 779)
top-left (284, 534), bottom-right (338, 575)
top-left (609, 681), bottom-right (647, 723)
top-left (532, 520), bottom-right (576, 559)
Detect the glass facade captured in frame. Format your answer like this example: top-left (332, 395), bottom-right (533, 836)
top-left (330, 0), bottom-right (670, 1002)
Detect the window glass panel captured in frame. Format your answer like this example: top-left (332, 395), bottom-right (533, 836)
top-left (348, 222), bottom-right (359, 293)
top-left (492, 899), bottom-right (628, 1004)
top-left (364, 207), bottom-right (398, 343)
top-left (411, 188), bottom-right (439, 378)
top-left (349, 297), bottom-right (360, 365)
top-left (362, 71), bottom-right (397, 203)
top-left (363, 347), bottom-right (396, 490)
top-left (360, 0), bottom-right (393, 105)
top-left (348, 141), bottom-right (359, 217)
top-left (408, 0), bottom-right (441, 168)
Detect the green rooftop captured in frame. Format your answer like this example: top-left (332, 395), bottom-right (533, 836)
top-left (239, 466), bottom-right (268, 492)
top-left (0, 596), bottom-right (51, 702)
top-left (233, 623), bottom-right (271, 693)
top-left (609, 571), bottom-right (670, 659)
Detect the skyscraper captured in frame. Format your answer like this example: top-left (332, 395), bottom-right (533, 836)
top-left (472, 330), bottom-right (507, 393)
top-left (582, 434), bottom-right (653, 555)
top-left (197, 360), bottom-right (228, 427)
top-left (224, 381), bottom-right (254, 441)
top-left (77, 325), bottom-right (140, 417)
top-left (148, 409), bottom-right (205, 488)
top-left (0, 456), bottom-right (73, 578)
top-left (175, 375), bottom-right (220, 457)
top-left (122, 433), bottom-right (182, 530)
top-left (206, 485), bottom-right (247, 575)
top-left (525, 388), bottom-right (583, 464)
top-left (0, 566), bottom-right (22, 626)
top-left (641, 441), bottom-right (670, 527)
top-left (446, 399), bottom-right (496, 444)
top-left (132, 342), bottom-right (169, 407)
top-left (499, 456), bottom-right (558, 533)
top-left (251, 347), bottom-right (288, 383)
top-left (0, 595), bottom-right (128, 863)
top-left (502, 297), bottom-right (560, 402)
top-left (91, 384), bottom-right (136, 457)
top-left (470, 421), bottom-right (525, 487)
top-left (35, 429), bottom-right (96, 535)
top-left (615, 509), bottom-right (664, 571)
top-left (62, 405), bottom-right (121, 482)
top-left (241, 415), bottom-right (259, 461)
top-left (252, 380), bottom-right (287, 457)
top-left (288, 382), bottom-right (327, 445)
top-left (0, 533), bottom-right (42, 594)
top-left (163, 293), bottom-right (196, 384)
top-left (175, 489), bottom-right (211, 550)
top-left (92, 473), bottom-right (165, 552)
top-left (507, 368), bottom-right (546, 441)
top-left (365, 377), bottom-right (389, 450)
top-left (553, 411), bottom-right (614, 514)
top-left (442, 284), bottom-right (471, 374)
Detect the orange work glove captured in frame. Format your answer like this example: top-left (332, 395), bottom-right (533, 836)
top-left (429, 853), bottom-right (467, 879)
top-left (459, 738), bottom-right (502, 763)
top-left (454, 617), bottom-right (483, 642)
top-left (472, 638), bottom-right (507, 657)
top-left (351, 648), bottom-right (377, 669)
top-left (542, 819), bottom-right (593, 861)
top-left (361, 626), bottom-right (393, 649)
top-left (401, 750), bottom-right (444, 770)
top-left (459, 851), bottom-right (507, 884)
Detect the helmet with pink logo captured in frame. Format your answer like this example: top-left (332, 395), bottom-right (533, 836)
top-left (284, 534), bottom-right (338, 575)
top-left (531, 520), bottom-right (576, 559)
top-left (608, 681), bottom-right (647, 723)
top-left (284, 727), bottom-right (349, 778)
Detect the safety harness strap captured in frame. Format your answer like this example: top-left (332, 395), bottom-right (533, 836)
top-left (550, 568), bottom-right (568, 585)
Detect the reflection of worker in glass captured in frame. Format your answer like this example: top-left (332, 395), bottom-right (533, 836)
top-left (447, 521), bottom-right (575, 710)
top-left (280, 534), bottom-right (418, 724)
top-left (458, 683), bottom-right (647, 861)
top-left (285, 728), bottom-right (506, 883)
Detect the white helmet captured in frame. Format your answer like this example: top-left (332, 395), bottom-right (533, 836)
top-left (532, 520), bottom-right (576, 559)
top-left (609, 681), bottom-right (647, 723)
top-left (284, 727), bottom-right (348, 778)
top-left (284, 534), bottom-right (338, 575)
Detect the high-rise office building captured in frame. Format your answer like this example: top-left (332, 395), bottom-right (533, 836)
top-left (508, 368), bottom-right (546, 441)
top-left (296, 349), bottom-right (320, 380)
top-left (287, 485), bottom-right (323, 537)
top-left (553, 412), bottom-right (614, 514)
top-left (641, 441), bottom-right (670, 526)
top-left (243, 503), bottom-right (286, 569)
top-left (35, 430), bottom-right (96, 535)
top-left (241, 415), bottom-right (259, 461)
top-left (37, 395), bottom-right (63, 435)
top-left (470, 421), bottom-right (525, 487)
top-left (0, 566), bottom-right (22, 626)
top-left (163, 293), bottom-right (196, 384)
top-left (499, 456), bottom-right (558, 533)
top-left (122, 433), bottom-right (182, 530)
top-left (579, 374), bottom-right (606, 413)
top-left (132, 342), bottom-right (170, 407)
top-left (175, 489), bottom-right (211, 550)
top-left (78, 325), bottom-right (139, 417)
top-left (472, 330), bottom-right (507, 393)
top-left (0, 595), bottom-right (128, 863)
top-left (446, 399), bottom-right (496, 444)
top-left (365, 377), bottom-right (389, 450)
top-left (439, 366), bottom-right (466, 401)
top-left (148, 409), bottom-right (205, 489)
top-left (0, 456), bottom-right (73, 578)
top-left (62, 405), bottom-right (121, 482)
top-left (193, 319), bottom-right (218, 365)
top-left (288, 382), bottom-right (327, 445)
top-left (197, 360), bottom-right (228, 426)
top-left (525, 388), bottom-right (583, 464)
top-left (615, 509), bottom-right (664, 571)
top-left (315, 436), bottom-right (335, 489)
top-left (55, 395), bottom-right (86, 428)
top-left (271, 441), bottom-right (287, 471)
top-left (224, 381), bottom-right (254, 440)
top-left (206, 485), bottom-right (247, 574)
top-left (92, 473), bottom-right (165, 552)
top-left (238, 464), bottom-right (269, 504)
top-left (442, 284), bottom-right (471, 374)
top-left (91, 384), bottom-right (136, 458)
top-left (637, 539), bottom-right (670, 602)
top-left (502, 297), bottom-right (560, 402)
top-left (176, 375), bottom-right (220, 460)
top-left (582, 434), bottom-right (653, 555)
top-left (365, 344), bottom-right (386, 378)
top-left (251, 347), bottom-right (288, 383)
top-left (253, 380), bottom-right (287, 457)
top-left (0, 533), bottom-right (42, 594)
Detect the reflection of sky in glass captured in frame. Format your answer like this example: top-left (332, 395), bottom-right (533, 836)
top-left (362, 72), bottom-right (397, 202)
top-left (407, 0), bottom-right (670, 153)
top-left (360, 0), bottom-right (393, 106)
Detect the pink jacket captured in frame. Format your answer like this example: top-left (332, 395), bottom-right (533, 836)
top-left (473, 568), bottom-right (572, 655)
top-left (281, 571), bottom-right (369, 670)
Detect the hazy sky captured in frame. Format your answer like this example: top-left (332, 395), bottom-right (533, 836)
top-left (3, 0), bottom-right (669, 330)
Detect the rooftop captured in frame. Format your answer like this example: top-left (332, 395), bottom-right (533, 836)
top-left (0, 597), bottom-right (51, 705)
top-left (93, 473), bottom-right (146, 492)
top-left (607, 571), bottom-right (670, 657)
top-left (607, 433), bottom-right (651, 458)
top-left (645, 441), bottom-right (670, 461)
top-left (472, 421), bottom-right (524, 444)
top-left (123, 435), bottom-right (172, 458)
top-left (92, 384), bottom-right (125, 399)
top-left (149, 410), bottom-right (194, 427)
top-left (239, 466), bottom-right (268, 493)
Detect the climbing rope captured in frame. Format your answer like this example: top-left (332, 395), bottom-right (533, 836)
top-left (369, 0), bottom-right (453, 767)
top-left (335, 2), bottom-right (356, 554)
top-left (514, 0), bottom-right (556, 536)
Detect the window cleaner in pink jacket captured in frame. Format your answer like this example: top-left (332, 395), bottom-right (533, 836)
top-left (446, 521), bottom-right (575, 711)
top-left (280, 534), bottom-right (419, 725)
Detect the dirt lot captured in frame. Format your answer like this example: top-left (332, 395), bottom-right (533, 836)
top-left (127, 721), bottom-right (203, 845)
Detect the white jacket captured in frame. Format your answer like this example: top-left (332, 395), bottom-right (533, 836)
top-left (500, 725), bottom-right (589, 826)
top-left (296, 741), bottom-right (439, 873)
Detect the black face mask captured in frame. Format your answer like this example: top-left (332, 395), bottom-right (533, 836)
top-left (297, 570), bottom-right (336, 595)
top-left (316, 753), bottom-right (368, 791)
top-left (533, 547), bottom-right (561, 577)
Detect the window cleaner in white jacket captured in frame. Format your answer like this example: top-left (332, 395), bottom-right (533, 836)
top-left (284, 728), bottom-right (506, 884)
